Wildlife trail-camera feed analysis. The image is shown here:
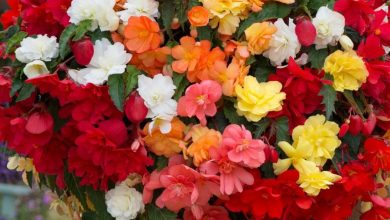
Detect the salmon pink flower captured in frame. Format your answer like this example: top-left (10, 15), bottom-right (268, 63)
top-left (171, 36), bottom-right (202, 74)
top-left (221, 124), bottom-right (266, 168)
top-left (177, 80), bottom-right (222, 125)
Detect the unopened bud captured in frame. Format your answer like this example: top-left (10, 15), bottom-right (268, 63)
top-left (339, 35), bottom-right (354, 51)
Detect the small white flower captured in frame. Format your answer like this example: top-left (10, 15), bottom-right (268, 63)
top-left (263, 18), bottom-right (301, 66)
top-left (137, 74), bottom-right (177, 133)
top-left (67, 0), bottom-right (119, 32)
top-left (117, 0), bottom-right (159, 24)
top-left (339, 35), bottom-right (354, 51)
top-left (23, 60), bottom-right (49, 79)
top-left (313, 7), bottom-right (345, 49)
top-left (15, 35), bottom-right (59, 63)
top-left (105, 184), bottom-right (144, 220)
top-left (69, 38), bottom-right (132, 85)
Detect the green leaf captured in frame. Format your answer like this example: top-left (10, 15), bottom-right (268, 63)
top-left (146, 204), bottom-right (176, 220)
top-left (319, 77), bottom-right (337, 119)
top-left (275, 117), bottom-right (290, 144)
top-left (343, 90), bottom-right (364, 118)
top-left (88, 29), bottom-right (111, 43)
top-left (308, 0), bottom-right (333, 11)
top-left (174, 0), bottom-right (188, 26)
top-left (73, 20), bottom-right (93, 41)
top-left (26, 171), bottom-right (33, 188)
top-left (123, 65), bottom-right (141, 97)
top-left (16, 83), bottom-right (35, 102)
top-left (64, 171), bottom-right (88, 209)
top-left (59, 24), bottom-right (77, 59)
top-left (10, 76), bottom-right (23, 97)
top-left (156, 156), bottom-right (168, 171)
top-left (223, 100), bottom-right (247, 124)
top-left (5, 31), bottom-right (27, 54)
top-left (108, 74), bottom-right (125, 112)
top-left (308, 47), bottom-right (328, 69)
top-left (344, 26), bottom-right (362, 46)
top-left (254, 118), bottom-right (270, 138)
top-left (160, 1), bottom-right (176, 38)
top-left (252, 57), bottom-right (275, 82)
top-left (86, 187), bottom-right (113, 220)
top-left (342, 133), bottom-right (362, 158)
top-left (173, 73), bottom-right (190, 100)
top-left (197, 26), bottom-right (214, 41)
top-left (236, 2), bottom-right (291, 37)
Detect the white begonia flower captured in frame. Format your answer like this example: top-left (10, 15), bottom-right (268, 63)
top-left (137, 74), bottom-right (177, 134)
top-left (117, 0), bottom-right (159, 24)
top-left (23, 60), bottom-right (49, 79)
top-left (69, 38), bottom-right (132, 85)
top-left (263, 18), bottom-right (301, 66)
top-left (312, 7), bottom-right (345, 49)
top-left (67, 0), bottom-right (119, 32)
top-left (15, 35), bottom-right (59, 63)
top-left (105, 184), bottom-right (144, 220)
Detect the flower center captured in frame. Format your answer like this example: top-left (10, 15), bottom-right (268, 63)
top-left (139, 30), bottom-right (149, 38)
top-left (219, 160), bottom-right (235, 174)
top-left (237, 139), bottom-right (250, 152)
top-left (196, 95), bottom-right (205, 105)
top-left (317, 23), bottom-right (330, 37)
top-left (375, 28), bottom-right (381, 35)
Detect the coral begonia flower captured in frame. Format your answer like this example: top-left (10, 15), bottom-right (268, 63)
top-left (178, 80), bottom-right (222, 125)
top-left (188, 6), bottom-right (210, 27)
top-left (124, 16), bottom-right (162, 53)
top-left (172, 36), bottom-right (202, 73)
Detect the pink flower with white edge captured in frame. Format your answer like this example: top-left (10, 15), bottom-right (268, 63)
top-left (177, 80), bottom-right (222, 126)
top-left (222, 124), bottom-right (266, 168)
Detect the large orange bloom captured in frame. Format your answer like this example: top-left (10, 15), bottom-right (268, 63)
top-left (124, 16), bottom-right (162, 53)
top-left (130, 47), bottom-right (171, 76)
top-left (188, 6), bottom-right (210, 27)
top-left (171, 36), bottom-right (202, 74)
top-left (187, 125), bottom-right (221, 166)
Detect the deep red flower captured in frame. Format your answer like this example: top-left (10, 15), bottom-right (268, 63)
top-left (268, 58), bottom-right (323, 130)
top-left (0, 75), bottom-right (11, 103)
top-left (339, 162), bottom-right (376, 194)
top-left (0, 0), bottom-right (21, 29)
top-left (361, 206), bottom-right (390, 220)
top-left (363, 138), bottom-right (390, 173)
top-left (334, 0), bottom-right (376, 35)
top-left (46, 0), bottom-right (71, 27)
top-left (368, 10), bottom-right (390, 47)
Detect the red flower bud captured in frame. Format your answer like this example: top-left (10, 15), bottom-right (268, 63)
top-left (349, 115), bottom-right (363, 135)
top-left (71, 38), bottom-right (94, 66)
top-left (339, 123), bottom-right (349, 138)
top-left (362, 113), bottom-right (377, 136)
top-left (25, 112), bottom-right (54, 134)
top-left (264, 145), bottom-right (279, 163)
top-left (125, 92), bottom-right (148, 124)
top-left (295, 17), bottom-right (316, 47)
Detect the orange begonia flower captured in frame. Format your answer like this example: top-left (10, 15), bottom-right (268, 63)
top-left (130, 47), bottom-right (171, 76)
top-left (188, 6), bottom-right (210, 27)
top-left (143, 118), bottom-right (186, 158)
top-left (245, 22), bottom-right (277, 55)
top-left (171, 36), bottom-right (202, 74)
top-left (187, 125), bottom-right (221, 166)
top-left (124, 16), bottom-right (162, 53)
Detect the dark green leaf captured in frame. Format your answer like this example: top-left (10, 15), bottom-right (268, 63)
top-left (173, 72), bottom-right (190, 100)
top-left (197, 26), bottom-right (213, 41)
top-left (308, 0), bottom-right (333, 11)
top-left (308, 47), bottom-right (328, 69)
top-left (73, 20), bottom-right (93, 41)
top-left (342, 133), bottom-right (362, 158)
top-left (86, 187), bottom-right (113, 220)
top-left (275, 117), bottom-right (290, 144)
top-left (124, 65), bottom-right (141, 97)
top-left (59, 24), bottom-right (77, 59)
top-left (88, 29), bottom-right (112, 43)
top-left (108, 74), bottom-right (125, 112)
top-left (10, 77), bottom-right (23, 97)
top-left (188, 0), bottom-right (201, 8)
top-left (319, 77), bottom-right (337, 119)
top-left (146, 204), bottom-right (176, 220)
top-left (223, 100), bottom-right (247, 124)
top-left (252, 57), bottom-right (275, 82)
top-left (64, 171), bottom-right (88, 209)
top-left (254, 118), bottom-right (270, 138)
top-left (16, 83), bottom-right (35, 102)
top-left (156, 156), bottom-right (168, 171)
top-left (237, 2), bottom-right (291, 37)
top-left (5, 31), bottom-right (27, 54)
top-left (26, 171), bottom-right (33, 188)
top-left (344, 26), bottom-right (361, 48)
top-left (160, 1), bottom-right (176, 38)
top-left (343, 90), bottom-right (364, 118)
top-left (174, 0), bottom-right (188, 26)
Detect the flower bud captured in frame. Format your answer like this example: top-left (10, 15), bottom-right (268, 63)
top-left (349, 115), bottom-right (363, 135)
top-left (362, 113), bottom-right (377, 136)
top-left (295, 17), bottom-right (316, 47)
top-left (125, 92), bottom-right (148, 124)
top-left (71, 38), bottom-right (94, 66)
top-left (339, 35), bottom-right (354, 51)
top-left (338, 123), bottom-right (349, 137)
top-left (23, 60), bottom-right (49, 79)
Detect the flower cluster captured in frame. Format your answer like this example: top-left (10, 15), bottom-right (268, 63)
top-left (0, 0), bottom-right (390, 219)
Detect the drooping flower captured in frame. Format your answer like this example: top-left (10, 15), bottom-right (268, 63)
top-left (221, 124), bottom-right (266, 168)
top-left (235, 76), bottom-right (286, 122)
top-left (67, 0), bottom-right (119, 31)
top-left (105, 183), bottom-right (145, 220)
top-left (15, 35), bottom-right (59, 63)
top-left (312, 7), bottom-right (345, 49)
top-left (171, 36), bottom-right (202, 74)
top-left (188, 6), bottom-right (210, 27)
top-left (177, 80), bottom-right (222, 125)
top-left (245, 22), bottom-right (277, 55)
top-left (187, 125), bottom-right (221, 166)
top-left (323, 50), bottom-right (368, 92)
top-left (124, 16), bottom-right (162, 53)
top-left (69, 38), bottom-right (132, 85)
top-left (363, 137), bottom-right (390, 173)
top-left (117, 0), bottom-right (159, 24)
top-left (263, 18), bottom-right (301, 66)
top-left (295, 159), bottom-right (341, 196)
top-left (23, 60), bottom-right (50, 79)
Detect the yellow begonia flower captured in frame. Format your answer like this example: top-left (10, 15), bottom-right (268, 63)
top-left (273, 141), bottom-right (310, 175)
top-left (292, 115), bottom-right (341, 166)
top-left (235, 76), bottom-right (286, 122)
top-left (323, 50), bottom-right (368, 92)
top-left (245, 22), bottom-right (277, 55)
top-left (7, 156), bottom-right (40, 185)
top-left (295, 160), bottom-right (341, 196)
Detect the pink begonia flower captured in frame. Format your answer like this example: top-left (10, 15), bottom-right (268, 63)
top-left (222, 124), bottom-right (266, 168)
top-left (200, 147), bottom-right (254, 195)
top-left (183, 205), bottom-right (230, 220)
top-left (177, 80), bottom-right (222, 125)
